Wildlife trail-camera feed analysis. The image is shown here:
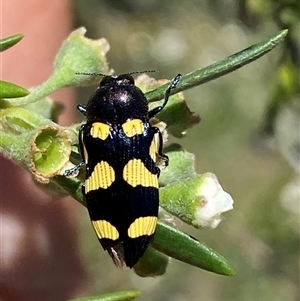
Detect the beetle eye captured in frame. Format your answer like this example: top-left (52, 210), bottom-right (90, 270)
top-left (100, 76), bottom-right (114, 87)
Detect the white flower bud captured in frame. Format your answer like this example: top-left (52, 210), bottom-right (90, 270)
top-left (195, 173), bottom-right (234, 229)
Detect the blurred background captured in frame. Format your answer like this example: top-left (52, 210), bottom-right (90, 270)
top-left (2, 0), bottom-right (299, 301)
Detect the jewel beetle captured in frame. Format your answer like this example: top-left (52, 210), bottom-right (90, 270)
top-left (66, 72), bottom-right (181, 268)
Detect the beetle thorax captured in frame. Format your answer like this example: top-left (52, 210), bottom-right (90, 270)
top-left (86, 84), bottom-right (149, 124)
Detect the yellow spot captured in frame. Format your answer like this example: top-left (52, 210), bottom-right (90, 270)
top-left (90, 122), bottom-right (110, 140)
top-left (128, 216), bottom-right (157, 238)
top-left (123, 159), bottom-right (158, 188)
top-left (92, 220), bottom-right (119, 240)
top-left (85, 161), bottom-right (115, 193)
top-left (122, 119), bottom-right (144, 137)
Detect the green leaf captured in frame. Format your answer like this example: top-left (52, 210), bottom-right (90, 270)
top-left (153, 222), bottom-right (235, 276)
top-left (65, 291), bottom-right (140, 301)
top-left (133, 246), bottom-right (169, 277)
top-left (0, 80), bottom-right (29, 98)
top-left (0, 34), bottom-right (23, 52)
top-left (55, 175), bottom-right (86, 206)
top-left (145, 29), bottom-right (288, 102)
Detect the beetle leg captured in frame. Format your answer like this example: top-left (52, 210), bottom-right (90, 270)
top-left (77, 104), bottom-right (87, 116)
top-left (157, 131), bottom-right (169, 167)
top-left (153, 127), bottom-right (169, 167)
top-left (81, 183), bottom-right (86, 197)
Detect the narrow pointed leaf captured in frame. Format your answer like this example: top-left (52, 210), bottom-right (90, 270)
top-left (0, 34), bottom-right (24, 52)
top-left (65, 290), bottom-right (140, 301)
top-left (145, 29), bottom-right (288, 102)
top-left (153, 222), bottom-right (235, 276)
top-left (0, 80), bottom-right (29, 98)
top-left (55, 175), bottom-right (85, 206)
top-left (133, 246), bottom-right (169, 277)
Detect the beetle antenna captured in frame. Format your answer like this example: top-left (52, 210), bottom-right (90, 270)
top-left (148, 73), bottom-right (182, 118)
top-left (128, 70), bottom-right (159, 76)
top-left (75, 72), bottom-right (107, 76)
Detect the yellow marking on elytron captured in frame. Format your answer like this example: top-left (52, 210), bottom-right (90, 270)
top-left (85, 161), bottom-right (115, 193)
top-left (122, 119), bottom-right (144, 137)
top-left (92, 220), bottom-right (119, 240)
top-left (123, 159), bottom-right (158, 188)
top-left (128, 216), bottom-right (158, 238)
top-left (90, 122), bottom-right (110, 140)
